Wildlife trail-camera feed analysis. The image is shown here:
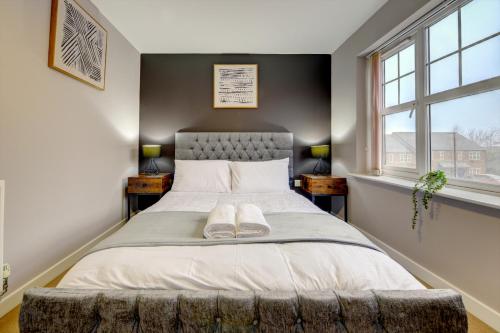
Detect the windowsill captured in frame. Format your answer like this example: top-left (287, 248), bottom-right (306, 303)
top-left (348, 173), bottom-right (500, 210)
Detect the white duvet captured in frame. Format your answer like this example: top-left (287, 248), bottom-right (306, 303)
top-left (59, 191), bottom-right (423, 291)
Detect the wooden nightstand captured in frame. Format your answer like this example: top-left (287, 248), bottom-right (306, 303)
top-left (127, 173), bottom-right (172, 220)
top-left (300, 174), bottom-right (348, 222)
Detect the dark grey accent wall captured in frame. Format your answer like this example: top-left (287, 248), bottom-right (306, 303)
top-left (139, 54), bottom-right (331, 176)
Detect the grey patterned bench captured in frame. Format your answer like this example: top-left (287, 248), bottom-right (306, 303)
top-left (19, 288), bottom-right (467, 332)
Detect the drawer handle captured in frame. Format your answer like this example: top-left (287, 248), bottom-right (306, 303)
top-left (142, 183), bottom-right (148, 188)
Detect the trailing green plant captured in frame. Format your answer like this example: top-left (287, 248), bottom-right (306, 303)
top-left (411, 170), bottom-right (447, 229)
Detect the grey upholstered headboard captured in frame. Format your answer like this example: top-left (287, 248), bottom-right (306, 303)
top-left (175, 132), bottom-right (294, 176)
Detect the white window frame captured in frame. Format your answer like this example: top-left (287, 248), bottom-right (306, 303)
top-left (471, 168), bottom-right (481, 175)
top-left (468, 151), bottom-right (480, 161)
top-left (379, 0), bottom-right (500, 193)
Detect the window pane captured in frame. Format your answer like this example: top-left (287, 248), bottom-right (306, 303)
top-left (400, 73), bottom-right (415, 103)
top-left (429, 54), bottom-right (459, 94)
top-left (384, 110), bottom-right (416, 169)
top-left (462, 35), bottom-right (500, 85)
top-left (399, 44), bottom-right (415, 76)
top-left (461, 0), bottom-right (500, 47)
top-left (384, 80), bottom-right (398, 107)
top-left (384, 54), bottom-right (398, 82)
top-left (429, 11), bottom-right (458, 61)
top-left (430, 89), bottom-right (500, 186)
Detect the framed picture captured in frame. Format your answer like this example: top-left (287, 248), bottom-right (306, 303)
top-left (48, 0), bottom-right (107, 90)
top-left (213, 64), bottom-right (258, 109)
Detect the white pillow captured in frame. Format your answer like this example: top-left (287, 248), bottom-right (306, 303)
top-left (230, 158), bottom-right (290, 193)
top-left (171, 160), bottom-right (231, 193)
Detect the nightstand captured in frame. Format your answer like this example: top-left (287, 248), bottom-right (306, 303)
top-left (127, 173), bottom-right (172, 220)
top-left (300, 174), bottom-right (348, 222)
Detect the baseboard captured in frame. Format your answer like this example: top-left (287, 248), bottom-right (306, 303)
top-left (0, 219), bottom-right (126, 317)
top-left (356, 225), bottom-right (500, 332)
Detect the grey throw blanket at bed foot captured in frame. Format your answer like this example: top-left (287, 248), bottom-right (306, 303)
top-left (19, 288), bottom-right (467, 333)
top-left (86, 212), bottom-right (382, 257)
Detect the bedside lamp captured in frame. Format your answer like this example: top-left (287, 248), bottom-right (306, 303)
top-left (142, 144), bottom-right (161, 175)
top-left (311, 145), bottom-right (330, 175)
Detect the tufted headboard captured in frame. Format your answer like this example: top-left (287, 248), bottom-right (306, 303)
top-left (175, 132), bottom-right (294, 176)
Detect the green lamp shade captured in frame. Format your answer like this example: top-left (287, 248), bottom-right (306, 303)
top-left (311, 145), bottom-right (330, 158)
top-left (142, 145), bottom-right (161, 158)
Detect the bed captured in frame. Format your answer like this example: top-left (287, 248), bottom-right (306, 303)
top-left (19, 132), bottom-right (467, 332)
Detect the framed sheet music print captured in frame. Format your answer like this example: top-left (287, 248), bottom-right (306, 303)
top-left (213, 64), bottom-right (258, 109)
top-left (48, 0), bottom-right (108, 90)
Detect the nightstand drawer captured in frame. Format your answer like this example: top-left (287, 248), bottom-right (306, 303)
top-left (128, 175), bottom-right (168, 194)
top-left (301, 174), bottom-right (347, 195)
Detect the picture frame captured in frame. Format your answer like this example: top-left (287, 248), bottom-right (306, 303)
top-left (48, 0), bottom-right (108, 90)
top-left (213, 64), bottom-right (258, 109)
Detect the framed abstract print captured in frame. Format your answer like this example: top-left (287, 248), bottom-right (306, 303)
top-left (213, 64), bottom-right (258, 109)
top-left (48, 0), bottom-right (107, 90)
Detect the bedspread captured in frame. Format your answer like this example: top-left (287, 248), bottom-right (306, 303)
top-left (59, 191), bottom-right (423, 291)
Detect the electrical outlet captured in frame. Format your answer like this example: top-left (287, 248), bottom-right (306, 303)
top-left (294, 179), bottom-right (301, 187)
top-left (1, 263), bottom-right (10, 297)
top-left (3, 263), bottom-right (10, 278)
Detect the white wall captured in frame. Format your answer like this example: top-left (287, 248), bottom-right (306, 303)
top-left (0, 0), bottom-right (140, 295)
top-left (331, 0), bottom-right (500, 328)
top-left (349, 177), bottom-right (500, 311)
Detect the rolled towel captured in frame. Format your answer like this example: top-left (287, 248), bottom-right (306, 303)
top-left (204, 204), bottom-right (236, 239)
top-left (236, 203), bottom-right (271, 238)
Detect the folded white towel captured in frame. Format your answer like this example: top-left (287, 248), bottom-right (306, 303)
top-left (236, 203), bottom-right (271, 238)
top-left (203, 204), bottom-right (236, 239)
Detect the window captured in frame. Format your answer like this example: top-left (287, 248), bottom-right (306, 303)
top-left (382, 43), bottom-right (417, 171)
top-left (469, 151), bottom-right (481, 161)
top-left (383, 110), bottom-right (416, 169)
top-left (383, 44), bottom-right (416, 107)
top-left (427, 0), bottom-right (500, 93)
top-left (400, 153), bottom-right (411, 162)
top-left (469, 168), bottom-right (481, 176)
top-left (379, 0), bottom-right (500, 191)
top-left (429, 86), bottom-right (499, 184)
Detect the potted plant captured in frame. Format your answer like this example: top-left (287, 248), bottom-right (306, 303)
top-left (411, 170), bottom-right (447, 229)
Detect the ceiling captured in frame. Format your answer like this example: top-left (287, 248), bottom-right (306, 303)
top-left (90, 0), bottom-right (387, 54)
